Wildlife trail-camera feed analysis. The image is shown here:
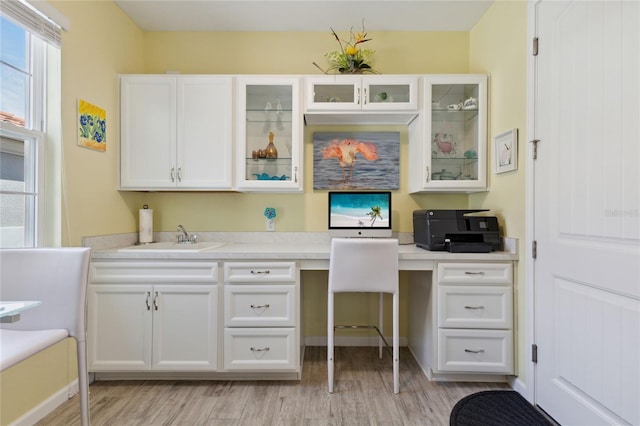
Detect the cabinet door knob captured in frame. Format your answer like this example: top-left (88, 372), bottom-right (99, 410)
top-left (145, 292), bottom-right (151, 310)
top-left (170, 168), bottom-right (176, 182)
top-left (153, 291), bottom-right (159, 310)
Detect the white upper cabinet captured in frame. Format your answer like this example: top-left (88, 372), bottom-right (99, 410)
top-left (409, 74), bottom-right (488, 193)
top-left (236, 76), bottom-right (303, 192)
top-left (119, 75), bottom-right (233, 190)
top-left (304, 75), bottom-right (419, 125)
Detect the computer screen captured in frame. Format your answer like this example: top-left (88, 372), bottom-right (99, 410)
top-left (328, 191), bottom-right (392, 238)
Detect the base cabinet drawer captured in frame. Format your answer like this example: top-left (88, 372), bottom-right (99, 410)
top-left (437, 263), bottom-right (512, 285)
top-left (437, 329), bottom-right (513, 373)
top-left (224, 285), bottom-right (296, 327)
top-left (438, 286), bottom-right (513, 329)
top-left (224, 328), bottom-right (296, 370)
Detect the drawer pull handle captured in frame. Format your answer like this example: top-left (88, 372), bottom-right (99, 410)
top-left (464, 349), bottom-right (485, 354)
top-left (250, 270), bottom-right (271, 275)
top-left (464, 305), bottom-right (485, 310)
top-left (250, 304), bottom-right (270, 309)
top-left (250, 347), bottom-right (270, 352)
top-left (145, 292), bottom-right (151, 310)
top-left (464, 271), bottom-right (485, 276)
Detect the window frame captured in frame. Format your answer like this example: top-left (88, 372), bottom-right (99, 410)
top-left (0, 12), bottom-right (48, 248)
top-left (0, 122), bottom-right (45, 247)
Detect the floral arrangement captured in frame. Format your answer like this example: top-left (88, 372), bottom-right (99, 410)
top-left (320, 21), bottom-right (376, 74)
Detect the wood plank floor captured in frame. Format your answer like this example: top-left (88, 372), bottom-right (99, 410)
top-left (37, 347), bottom-right (509, 425)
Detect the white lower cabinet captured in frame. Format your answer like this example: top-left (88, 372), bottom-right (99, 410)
top-left (223, 262), bottom-right (300, 373)
top-left (428, 262), bottom-right (514, 377)
top-left (88, 261), bottom-right (218, 372)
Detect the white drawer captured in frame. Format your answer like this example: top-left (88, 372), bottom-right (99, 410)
top-left (90, 261), bottom-right (218, 284)
top-left (437, 263), bottom-right (512, 285)
top-left (224, 328), bottom-right (296, 370)
top-left (224, 285), bottom-right (296, 327)
top-left (224, 262), bottom-right (297, 283)
top-left (437, 329), bottom-right (513, 373)
top-left (438, 286), bottom-right (513, 329)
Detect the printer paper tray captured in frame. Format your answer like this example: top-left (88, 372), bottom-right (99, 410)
top-left (445, 241), bottom-right (493, 253)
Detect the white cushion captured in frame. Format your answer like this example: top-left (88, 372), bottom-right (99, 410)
top-left (0, 329), bottom-right (68, 371)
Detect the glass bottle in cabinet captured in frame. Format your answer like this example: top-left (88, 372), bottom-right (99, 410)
top-left (236, 77), bottom-right (302, 192)
top-left (410, 75), bottom-right (487, 193)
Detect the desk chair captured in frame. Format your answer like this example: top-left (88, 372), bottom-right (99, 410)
top-left (327, 237), bottom-right (399, 394)
top-left (0, 248), bottom-right (92, 426)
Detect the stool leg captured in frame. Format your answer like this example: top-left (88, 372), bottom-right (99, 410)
top-left (379, 292), bottom-right (383, 359)
top-left (393, 291), bottom-right (399, 394)
top-left (328, 291), bottom-right (335, 393)
top-left (76, 338), bottom-right (90, 425)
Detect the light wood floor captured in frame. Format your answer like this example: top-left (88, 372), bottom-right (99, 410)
top-left (37, 347), bottom-right (509, 425)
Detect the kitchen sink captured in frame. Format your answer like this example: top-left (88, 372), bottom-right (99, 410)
top-left (118, 241), bottom-right (226, 252)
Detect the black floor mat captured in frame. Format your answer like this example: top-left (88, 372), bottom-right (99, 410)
top-left (450, 390), bottom-right (555, 426)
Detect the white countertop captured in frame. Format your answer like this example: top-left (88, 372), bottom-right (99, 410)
top-left (87, 232), bottom-right (518, 265)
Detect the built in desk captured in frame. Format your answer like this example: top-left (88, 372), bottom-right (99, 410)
top-left (86, 232), bottom-right (518, 382)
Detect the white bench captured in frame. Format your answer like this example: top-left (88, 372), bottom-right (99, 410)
top-left (0, 329), bottom-right (68, 371)
top-left (0, 248), bottom-right (91, 426)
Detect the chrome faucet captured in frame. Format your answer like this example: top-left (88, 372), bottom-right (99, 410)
top-left (176, 224), bottom-right (197, 244)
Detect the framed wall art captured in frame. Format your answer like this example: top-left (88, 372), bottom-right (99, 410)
top-left (77, 99), bottom-right (106, 152)
top-left (313, 131), bottom-right (400, 190)
top-left (494, 128), bottom-right (518, 174)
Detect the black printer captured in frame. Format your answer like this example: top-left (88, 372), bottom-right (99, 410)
top-left (413, 209), bottom-right (502, 253)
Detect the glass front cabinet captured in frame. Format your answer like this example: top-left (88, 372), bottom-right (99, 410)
top-left (409, 75), bottom-right (488, 193)
top-left (236, 77), bottom-right (303, 192)
top-left (305, 76), bottom-right (418, 111)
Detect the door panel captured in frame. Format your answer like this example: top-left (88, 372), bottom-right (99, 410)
top-left (534, 1), bottom-right (640, 425)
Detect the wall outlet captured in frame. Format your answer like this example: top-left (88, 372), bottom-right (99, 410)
top-left (266, 218), bottom-right (275, 232)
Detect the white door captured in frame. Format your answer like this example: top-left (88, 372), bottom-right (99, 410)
top-left (120, 75), bottom-right (177, 189)
top-left (152, 285), bottom-right (218, 370)
top-left (88, 284), bottom-right (153, 371)
top-left (177, 76), bottom-right (233, 189)
top-left (533, 1), bottom-right (640, 425)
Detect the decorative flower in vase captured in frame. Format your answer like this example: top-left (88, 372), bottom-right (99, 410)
top-left (318, 20), bottom-right (377, 74)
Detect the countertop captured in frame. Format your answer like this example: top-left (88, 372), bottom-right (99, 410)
top-left (86, 232), bottom-right (519, 265)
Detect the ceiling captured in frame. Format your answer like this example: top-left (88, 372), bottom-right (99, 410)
top-left (113, 0), bottom-right (494, 32)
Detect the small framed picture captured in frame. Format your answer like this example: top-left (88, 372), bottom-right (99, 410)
top-left (494, 128), bottom-right (518, 174)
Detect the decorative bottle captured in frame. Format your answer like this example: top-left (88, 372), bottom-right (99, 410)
top-left (265, 131), bottom-right (278, 159)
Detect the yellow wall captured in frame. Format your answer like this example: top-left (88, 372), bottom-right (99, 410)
top-left (56, 27), bottom-right (472, 245)
top-left (55, 0), bottom-right (147, 246)
top-left (0, 339), bottom-right (75, 425)
top-left (469, 0), bottom-right (528, 380)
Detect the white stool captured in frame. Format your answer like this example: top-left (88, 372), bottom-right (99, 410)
top-left (327, 237), bottom-right (399, 394)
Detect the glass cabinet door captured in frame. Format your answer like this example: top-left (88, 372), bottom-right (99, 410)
top-left (362, 76), bottom-right (418, 110)
top-left (305, 76), bottom-right (418, 111)
top-left (420, 74), bottom-right (487, 192)
top-left (236, 77), bottom-right (302, 192)
top-left (305, 76), bottom-right (361, 110)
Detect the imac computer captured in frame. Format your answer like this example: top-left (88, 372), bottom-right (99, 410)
top-left (328, 191), bottom-right (392, 238)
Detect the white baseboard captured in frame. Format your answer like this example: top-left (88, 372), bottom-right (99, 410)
top-left (11, 379), bottom-right (78, 426)
top-left (304, 335), bottom-right (408, 347)
top-left (509, 376), bottom-right (529, 401)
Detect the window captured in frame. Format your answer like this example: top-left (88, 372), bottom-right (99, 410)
top-left (1, 1), bottom-right (61, 248)
top-left (0, 129), bottom-right (43, 247)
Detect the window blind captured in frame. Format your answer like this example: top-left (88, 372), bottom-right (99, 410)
top-left (1, 0), bottom-right (62, 47)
